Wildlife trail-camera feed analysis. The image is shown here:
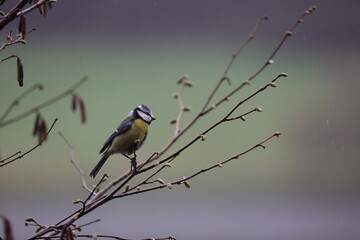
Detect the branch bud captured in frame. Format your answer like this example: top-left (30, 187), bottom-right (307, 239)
top-left (25, 217), bottom-right (35, 222)
top-left (166, 183), bottom-right (173, 189)
top-left (92, 233), bottom-right (98, 239)
top-left (269, 82), bottom-right (277, 87)
top-left (200, 134), bottom-right (206, 141)
top-left (72, 199), bottom-right (83, 204)
top-left (125, 184), bottom-right (130, 191)
top-left (217, 163), bottom-right (223, 168)
top-left (285, 31), bottom-right (293, 36)
top-left (165, 162), bottom-right (172, 167)
top-left (267, 59), bottom-right (274, 65)
top-left (183, 80), bottom-right (194, 87)
top-left (177, 74), bottom-right (189, 84)
top-left (183, 106), bottom-right (192, 112)
top-left (183, 181), bottom-right (191, 188)
top-left (255, 107), bottom-right (263, 112)
top-left (172, 93), bottom-right (179, 99)
top-left (279, 72), bottom-right (288, 77)
top-left (240, 116), bottom-right (246, 121)
top-left (169, 119), bottom-right (177, 124)
top-left (155, 178), bottom-right (165, 184)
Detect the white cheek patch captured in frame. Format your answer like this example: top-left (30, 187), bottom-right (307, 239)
top-left (138, 111), bottom-right (152, 123)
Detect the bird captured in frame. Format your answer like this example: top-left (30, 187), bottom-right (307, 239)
top-left (89, 104), bottom-right (156, 178)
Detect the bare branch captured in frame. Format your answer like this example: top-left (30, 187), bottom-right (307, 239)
top-left (0, 118), bottom-right (58, 167)
top-left (0, 0), bottom-right (29, 31)
top-left (58, 131), bottom-right (92, 193)
top-left (0, 76), bottom-right (88, 128)
top-left (0, 28), bottom-right (35, 52)
top-left (116, 132), bottom-right (281, 198)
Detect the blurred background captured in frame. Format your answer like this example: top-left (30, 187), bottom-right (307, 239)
top-left (1, 0), bottom-right (359, 239)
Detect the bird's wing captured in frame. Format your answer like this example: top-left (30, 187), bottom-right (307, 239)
top-left (99, 120), bottom-right (133, 154)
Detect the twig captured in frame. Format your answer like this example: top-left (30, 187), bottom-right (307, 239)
top-left (202, 16), bottom-right (268, 112)
top-left (44, 234), bottom-right (175, 240)
top-left (0, 0), bottom-right (29, 31)
top-left (116, 132), bottom-right (281, 198)
top-left (0, 83), bottom-right (43, 124)
top-left (138, 73), bottom-right (287, 174)
top-left (129, 106), bottom-right (262, 193)
top-left (0, 118), bottom-right (58, 167)
top-left (58, 131), bottom-right (92, 193)
top-left (201, 6), bottom-right (317, 115)
top-left (0, 76), bottom-right (88, 128)
top-left (17, 0), bottom-right (49, 16)
top-left (0, 28), bottom-right (36, 52)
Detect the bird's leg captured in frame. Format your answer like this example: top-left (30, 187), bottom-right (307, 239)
top-left (131, 151), bottom-right (137, 173)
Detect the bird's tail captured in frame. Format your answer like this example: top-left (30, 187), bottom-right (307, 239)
top-left (90, 152), bottom-right (110, 178)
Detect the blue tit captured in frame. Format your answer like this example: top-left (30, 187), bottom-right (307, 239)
top-left (90, 104), bottom-right (156, 178)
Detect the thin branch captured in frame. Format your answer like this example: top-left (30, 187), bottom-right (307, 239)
top-left (138, 73), bottom-right (287, 174)
top-left (128, 106), bottom-right (262, 193)
top-left (201, 6), bottom-right (317, 115)
top-left (17, 0), bottom-right (48, 16)
top-left (44, 234), bottom-right (175, 240)
top-left (0, 118), bottom-right (58, 167)
top-left (0, 0), bottom-right (29, 31)
top-left (0, 76), bottom-right (88, 128)
top-left (202, 16), bottom-right (268, 112)
top-left (58, 131), bottom-right (92, 193)
top-left (0, 83), bottom-right (43, 124)
top-left (116, 132), bottom-right (281, 198)
top-left (0, 28), bottom-right (36, 52)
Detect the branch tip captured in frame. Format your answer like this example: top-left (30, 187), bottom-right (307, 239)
top-left (285, 31), bottom-right (293, 36)
top-left (269, 82), bottom-right (277, 87)
top-left (279, 72), bottom-right (288, 77)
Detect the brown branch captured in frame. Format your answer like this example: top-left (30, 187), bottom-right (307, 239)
top-left (201, 6), bottom-right (317, 115)
top-left (0, 28), bottom-right (36, 52)
top-left (17, 0), bottom-right (49, 16)
top-left (202, 16), bottom-right (268, 112)
top-left (116, 132), bottom-right (281, 198)
top-left (0, 0), bottom-right (29, 31)
top-left (0, 76), bottom-right (88, 128)
top-left (0, 83), bottom-right (43, 124)
top-left (58, 131), bottom-right (92, 193)
top-left (43, 234), bottom-right (175, 240)
top-left (0, 118), bottom-right (58, 167)
top-left (137, 73), bottom-right (287, 175)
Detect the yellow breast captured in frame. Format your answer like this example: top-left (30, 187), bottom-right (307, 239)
top-left (109, 119), bottom-right (149, 155)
